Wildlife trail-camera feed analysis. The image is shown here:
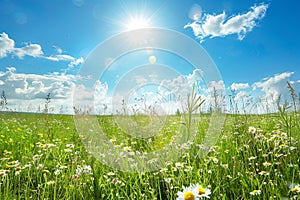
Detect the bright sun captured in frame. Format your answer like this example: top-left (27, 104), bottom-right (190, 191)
top-left (125, 17), bottom-right (150, 30)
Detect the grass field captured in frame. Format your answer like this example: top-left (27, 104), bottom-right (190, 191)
top-left (0, 111), bottom-right (299, 199)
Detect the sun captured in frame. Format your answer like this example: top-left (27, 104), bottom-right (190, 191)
top-left (125, 17), bottom-right (150, 30)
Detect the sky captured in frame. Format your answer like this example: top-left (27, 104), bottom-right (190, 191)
top-left (0, 0), bottom-right (300, 114)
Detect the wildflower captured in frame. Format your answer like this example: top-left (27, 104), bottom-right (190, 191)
top-left (82, 165), bottom-right (92, 174)
top-left (177, 185), bottom-right (197, 200)
top-left (47, 180), bottom-right (55, 185)
top-left (227, 175), bottom-right (232, 179)
top-left (107, 172), bottom-right (115, 176)
top-left (209, 157), bottom-right (218, 164)
top-left (32, 154), bottom-right (40, 161)
top-left (54, 169), bottom-right (62, 175)
top-left (37, 164), bottom-right (44, 169)
top-left (175, 162), bottom-right (185, 168)
top-left (177, 184), bottom-right (211, 200)
top-left (184, 166), bottom-right (193, 172)
top-left (66, 144), bottom-right (75, 148)
top-left (64, 148), bottom-right (72, 153)
top-left (160, 168), bottom-right (168, 174)
top-left (248, 156), bottom-right (257, 161)
top-left (123, 146), bottom-right (131, 152)
top-left (109, 138), bottom-right (117, 143)
top-left (147, 158), bottom-right (157, 164)
top-left (248, 126), bottom-right (256, 134)
top-left (0, 169), bottom-right (10, 177)
top-left (258, 171), bottom-right (269, 176)
top-left (250, 189), bottom-right (261, 195)
top-left (15, 166), bottom-right (22, 171)
top-left (262, 161), bottom-right (271, 167)
top-left (76, 165), bottom-right (92, 175)
top-left (290, 185), bottom-right (300, 193)
top-left (221, 164), bottom-right (228, 169)
top-left (194, 184), bottom-right (211, 198)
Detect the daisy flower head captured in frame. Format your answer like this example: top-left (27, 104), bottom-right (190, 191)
top-left (248, 126), bottom-right (256, 134)
top-left (194, 183), bottom-right (211, 198)
top-left (250, 189), bottom-right (261, 195)
top-left (177, 184), bottom-right (211, 200)
top-left (290, 184), bottom-right (300, 193)
top-left (177, 185), bottom-right (197, 200)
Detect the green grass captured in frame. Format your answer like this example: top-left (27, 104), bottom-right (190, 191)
top-left (0, 112), bottom-right (299, 199)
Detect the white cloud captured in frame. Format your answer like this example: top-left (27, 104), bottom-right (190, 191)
top-left (206, 80), bottom-right (225, 93)
top-left (0, 32), bottom-right (83, 67)
top-left (0, 32), bottom-right (15, 58)
top-left (234, 90), bottom-right (248, 102)
top-left (0, 67), bottom-right (110, 114)
top-left (0, 67), bottom-right (75, 100)
top-left (45, 54), bottom-right (75, 61)
top-left (252, 72), bottom-right (293, 99)
top-left (14, 43), bottom-right (43, 58)
top-left (53, 45), bottom-right (63, 54)
top-left (184, 3), bottom-right (268, 42)
top-left (68, 57), bottom-right (84, 67)
top-left (230, 82), bottom-right (249, 90)
top-left (249, 72), bottom-right (300, 113)
top-left (187, 69), bottom-right (203, 84)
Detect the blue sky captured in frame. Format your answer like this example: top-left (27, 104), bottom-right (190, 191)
top-left (0, 0), bottom-right (300, 114)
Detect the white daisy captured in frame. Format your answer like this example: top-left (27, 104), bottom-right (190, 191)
top-left (177, 185), bottom-right (197, 200)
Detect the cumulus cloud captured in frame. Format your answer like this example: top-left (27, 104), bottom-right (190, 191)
top-left (0, 67), bottom-right (110, 114)
top-left (252, 72), bottom-right (294, 100)
top-left (229, 72), bottom-right (300, 113)
top-left (14, 43), bottom-right (43, 58)
top-left (0, 32), bottom-right (15, 58)
top-left (68, 57), bottom-right (84, 67)
top-left (230, 82), bottom-right (249, 90)
top-left (0, 32), bottom-right (83, 67)
top-left (0, 67), bottom-right (75, 100)
top-left (206, 80), bottom-right (225, 93)
top-left (184, 3), bottom-right (268, 42)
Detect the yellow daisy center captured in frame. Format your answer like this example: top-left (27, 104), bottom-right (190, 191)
top-left (291, 187), bottom-right (299, 192)
top-left (183, 191), bottom-right (195, 200)
top-left (198, 187), bottom-right (205, 195)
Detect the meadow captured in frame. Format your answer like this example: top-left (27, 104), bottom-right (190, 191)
top-left (0, 109), bottom-right (299, 199)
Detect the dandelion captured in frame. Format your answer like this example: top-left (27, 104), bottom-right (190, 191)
top-left (248, 126), bottom-right (256, 134)
top-left (250, 189), bottom-right (261, 195)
